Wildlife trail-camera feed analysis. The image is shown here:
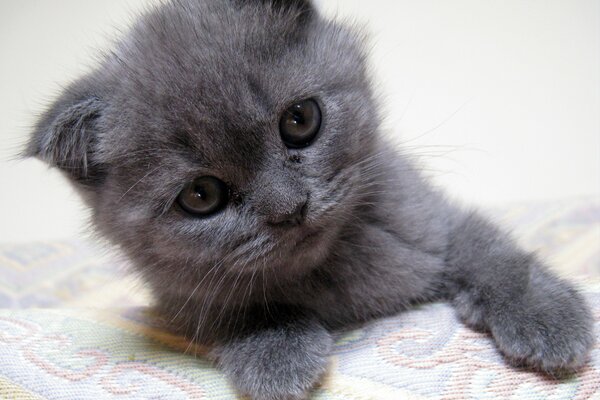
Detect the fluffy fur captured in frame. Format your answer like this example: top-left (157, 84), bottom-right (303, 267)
top-left (28, 1), bottom-right (594, 399)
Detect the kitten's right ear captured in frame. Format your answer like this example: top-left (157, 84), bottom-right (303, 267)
top-left (27, 86), bottom-right (107, 187)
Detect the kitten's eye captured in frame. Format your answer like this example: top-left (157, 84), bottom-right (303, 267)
top-left (177, 176), bottom-right (228, 216)
top-left (280, 99), bottom-right (322, 149)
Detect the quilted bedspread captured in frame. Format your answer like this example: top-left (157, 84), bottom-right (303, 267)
top-left (1, 198), bottom-right (599, 399)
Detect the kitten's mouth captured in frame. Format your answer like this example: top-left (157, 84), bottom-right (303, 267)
top-left (266, 226), bottom-right (331, 273)
top-left (292, 229), bottom-right (323, 251)
top-left (295, 228), bottom-right (322, 248)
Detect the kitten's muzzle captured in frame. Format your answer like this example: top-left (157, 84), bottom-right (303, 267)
top-left (267, 196), bottom-right (308, 227)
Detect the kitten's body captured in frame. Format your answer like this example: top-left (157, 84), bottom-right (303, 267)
top-left (29, 1), bottom-right (593, 399)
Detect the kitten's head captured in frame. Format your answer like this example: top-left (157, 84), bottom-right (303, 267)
top-left (29, 0), bottom-right (380, 285)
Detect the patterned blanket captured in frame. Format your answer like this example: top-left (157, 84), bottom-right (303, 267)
top-left (1, 198), bottom-right (599, 399)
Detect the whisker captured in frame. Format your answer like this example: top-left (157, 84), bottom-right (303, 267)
top-left (118, 166), bottom-right (162, 203)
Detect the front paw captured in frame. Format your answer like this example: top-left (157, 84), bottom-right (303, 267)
top-left (489, 280), bottom-right (594, 373)
top-left (213, 319), bottom-right (332, 400)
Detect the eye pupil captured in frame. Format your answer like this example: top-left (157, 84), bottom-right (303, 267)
top-left (293, 113), bottom-right (304, 124)
top-left (194, 186), bottom-right (206, 198)
top-left (280, 99), bottom-right (322, 149)
top-left (178, 176), bottom-right (228, 217)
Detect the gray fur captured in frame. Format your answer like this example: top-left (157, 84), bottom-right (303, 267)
top-left (28, 0), bottom-right (594, 398)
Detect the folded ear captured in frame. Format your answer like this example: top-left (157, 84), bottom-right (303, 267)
top-left (27, 88), bottom-right (107, 187)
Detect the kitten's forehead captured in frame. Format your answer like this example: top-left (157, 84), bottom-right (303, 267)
top-left (112, 1), bottom-right (308, 135)
top-left (120, 0), bottom-right (308, 91)
top-left (103, 0), bottom-right (368, 168)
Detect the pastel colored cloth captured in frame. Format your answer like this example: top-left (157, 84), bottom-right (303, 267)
top-left (1, 198), bottom-right (599, 399)
top-left (1, 289), bottom-right (599, 400)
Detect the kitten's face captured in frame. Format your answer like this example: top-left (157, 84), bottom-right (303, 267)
top-left (31, 0), bottom-right (379, 281)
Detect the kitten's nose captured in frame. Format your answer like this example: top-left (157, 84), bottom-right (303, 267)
top-left (253, 166), bottom-right (309, 226)
top-left (267, 197), bottom-right (308, 226)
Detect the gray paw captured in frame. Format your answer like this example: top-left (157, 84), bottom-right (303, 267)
top-left (489, 288), bottom-right (594, 373)
top-left (214, 319), bottom-right (332, 400)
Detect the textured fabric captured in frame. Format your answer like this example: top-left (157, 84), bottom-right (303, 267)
top-left (485, 197), bottom-right (599, 278)
top-left (1, 289), bottom-right (599, 399)
top-left (0, 240), bottom-right (149, 309)
top-left (0, 198), bottom-right (599, 399)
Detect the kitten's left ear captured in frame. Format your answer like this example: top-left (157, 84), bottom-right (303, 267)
top-left (27, 81), bottom-right (107, 188)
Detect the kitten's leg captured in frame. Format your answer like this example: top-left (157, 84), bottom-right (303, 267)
top-left (212, 311), bottom-right (332, 400)
top-left (444, 211), bottom-right (594, 372)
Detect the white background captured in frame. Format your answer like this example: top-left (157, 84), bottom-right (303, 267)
top-left (1, 0), bottom-right (598, 242)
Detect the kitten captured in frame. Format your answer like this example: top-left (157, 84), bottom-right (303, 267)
top-left (28, 0), bottom-right (593, 399)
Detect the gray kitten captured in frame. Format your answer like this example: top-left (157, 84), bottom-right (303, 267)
top-left (28, 0), bottom-right (593, 399)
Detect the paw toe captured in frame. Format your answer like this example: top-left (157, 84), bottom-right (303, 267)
top-left (492, 311), bottom-right (594, 373)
